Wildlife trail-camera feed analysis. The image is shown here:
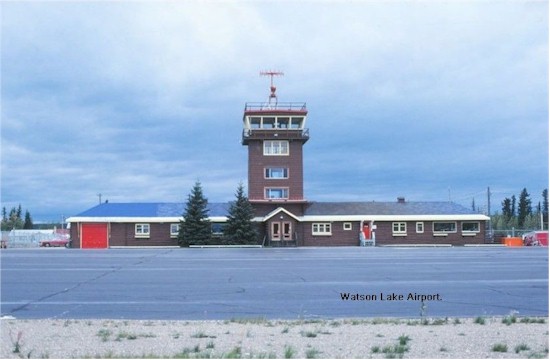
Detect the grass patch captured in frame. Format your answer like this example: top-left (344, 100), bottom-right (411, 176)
top-left (10, 331), bottom-right (23, 354)
top-left (474, 316), bottom-right (486, 325)
top-left (191, 331), bottom-right (216, 339)
top-left (382, 344), bottom-right (409, 357)
top-left (206, 341), bottom-right (215, 350)
top-left (305, 348), bottom-right (321, 359)
top-left (430, 318), bottom-right (448, 325)
top-left (228, 317), bottom-right (269, 325)
top-left (502, 315), bottom-right (517, 326)
top-left (371, 346), bottom-right (381, 353)
top-left (398, 335), bottom-right (411, 346)
top-left (284, 345), bottom-right (295, 359)
top-left (257, 351), bottom-right (277, 358)
top-left (116, 331), bottom-right (138, 341)
top-left (515, 344), bottom-right (530, 353)
top-left (491, 343), bottom-right (508, 352)
top-left (300, 331), bottom-right (317, 338)
top-left (520, 317), bottom-right (546, 324)
top-left (96, 329), bottom-right (112, 342)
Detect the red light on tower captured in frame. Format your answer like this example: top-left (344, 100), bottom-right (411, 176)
top-left (260, 70), bottom-right (284, 105)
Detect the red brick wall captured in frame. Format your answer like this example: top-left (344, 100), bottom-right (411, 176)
top-left (302, 221), bottom-right (360, 246)
top-left (69, 223), bottom-right (80, 248)
top-left (373, 221), bottom-right (485, 245)
top-left (299, 221), bottom-right (486, 246)
top-left (247, 140), bottom-right (304, 201)
top-left (110, 223), bottom-right (179, 247)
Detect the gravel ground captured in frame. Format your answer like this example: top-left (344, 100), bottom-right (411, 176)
top-left (1, 317), bottom-right (548, 359)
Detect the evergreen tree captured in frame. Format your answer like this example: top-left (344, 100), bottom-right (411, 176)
top-left (543, 189), bottom-right (548, 229)
top-left (517, 188), bottom-right (532, 228)
top-left (511, 195), bottom-right (516, 219)
top-left (502, 198), bottom-right (512, 223)
top-left (224, 182), bottom-right (258, 245)
top-left (23, 211), bottom-right (33, 229)
top-left (178, 181), bottom-right (211, 247)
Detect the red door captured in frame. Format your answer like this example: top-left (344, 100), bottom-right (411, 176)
top-left (81, 223), bottom-right (108, 249)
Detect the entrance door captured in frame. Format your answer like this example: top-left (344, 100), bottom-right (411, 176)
top-left (271, 222), bottom-right (281, 241)
top-left (271, 221), bottom-right (292, 242)
top-left (282, 222), bottom-right (292, 240)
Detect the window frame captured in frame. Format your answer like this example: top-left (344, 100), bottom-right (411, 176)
top-left (416, 222), bottom-right (424, 233)
top-left (433, 221), bottom-right (457, 235)
top-left (264, 187), bottom-right (289, 200)
top-left (343, 222), bottom-right (353, 231)
top-left (392, 222), bottom-right (407, 236)
top-left (264, 167), bottom-right (289, 179)
top-left (461, 221), bottom-right (480, 234)
top-left (263, 140), bottom-right (289, 156)
top-left (170, 223), bottom-right (180, 237)
top-left (135, 223), bottom-right (150, 238)
top-left (312, 223), bottom-right (332, 236)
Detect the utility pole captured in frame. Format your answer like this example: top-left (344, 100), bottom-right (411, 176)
top-left (487, 187), bottom-right (491, 216)
top-left (487, 186), bottom-right (492, 243)
top-left (97, 193), bottom-right (102, 205)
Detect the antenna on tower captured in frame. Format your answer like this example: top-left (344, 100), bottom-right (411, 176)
top-left (260, 70), bottom-right (284, 106)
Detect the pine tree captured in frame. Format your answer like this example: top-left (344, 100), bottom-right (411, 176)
top-left (178, 181), bottom-right (211, 247)
top-left (502, 198), bottom-right (513, 223)
top-left (23, 210), bottom-right (33, 229)
top-left (517, 188), bottom-right (532, 228)
top-left (224, 183), bottom-right (258, 245)
top-left (543, 189), bottom-right (548, 230)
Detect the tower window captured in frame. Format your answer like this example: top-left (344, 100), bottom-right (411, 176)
top-left (264, 140), bottom-right (289, 155)
top-left (262, 117), bottom-right (276, 129)
top-left (265, 188), bottom-right (289, 199)
top-left (265, 167), bottom-right (289, 179)
top-left (277, 117), bottom-right (290, 128)
top-left (250, 117), bottom-right (261, 129)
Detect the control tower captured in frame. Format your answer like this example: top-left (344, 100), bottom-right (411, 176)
top-left (242, 72), bottom-right (309, 205)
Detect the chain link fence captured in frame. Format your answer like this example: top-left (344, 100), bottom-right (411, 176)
top-left (1, 230), bottom-right (65, 248)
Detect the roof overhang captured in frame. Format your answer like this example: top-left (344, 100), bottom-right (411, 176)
top-left (258, 207), bottom-right (301, 222)
top-left (300, 214), bottom-right (490, 222)
top-left (66, 216), bottom-right (228, 223)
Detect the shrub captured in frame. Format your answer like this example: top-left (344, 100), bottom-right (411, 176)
top-left (492, 343), bottom-right (508, 352)
top-left (474, 316), bottom-right (486, 325)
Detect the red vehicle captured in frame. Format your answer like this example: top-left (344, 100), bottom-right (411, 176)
top-left (39, 238), bottom-right (70, 248)
top-left (523, 231), bottom-right (548, 246)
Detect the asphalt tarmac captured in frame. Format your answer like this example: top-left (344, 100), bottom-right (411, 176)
top-left (1, 247), bottom-right (547, 320)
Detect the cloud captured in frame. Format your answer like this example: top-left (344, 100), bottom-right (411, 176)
top-left (1, 1), bottom-right (547, 221)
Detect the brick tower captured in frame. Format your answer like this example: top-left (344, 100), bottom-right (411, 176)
top-left (242, 71), bottom-right (309, 226)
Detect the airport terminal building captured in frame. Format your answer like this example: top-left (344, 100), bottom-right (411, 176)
top-left (67, 79), bottom-right (489, 248)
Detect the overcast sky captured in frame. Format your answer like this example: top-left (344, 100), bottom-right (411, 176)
top-left (1, 1), bottom-right (548, 222)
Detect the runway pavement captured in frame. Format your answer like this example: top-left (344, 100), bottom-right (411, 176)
top-left (1, 247), bottom-right (547, 320)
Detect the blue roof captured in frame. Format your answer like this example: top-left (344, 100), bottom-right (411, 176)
top-left (75, 202), bottom-right (230, 217)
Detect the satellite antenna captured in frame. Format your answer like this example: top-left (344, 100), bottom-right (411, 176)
top-left (260, 70), bottom-right (284, 106)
